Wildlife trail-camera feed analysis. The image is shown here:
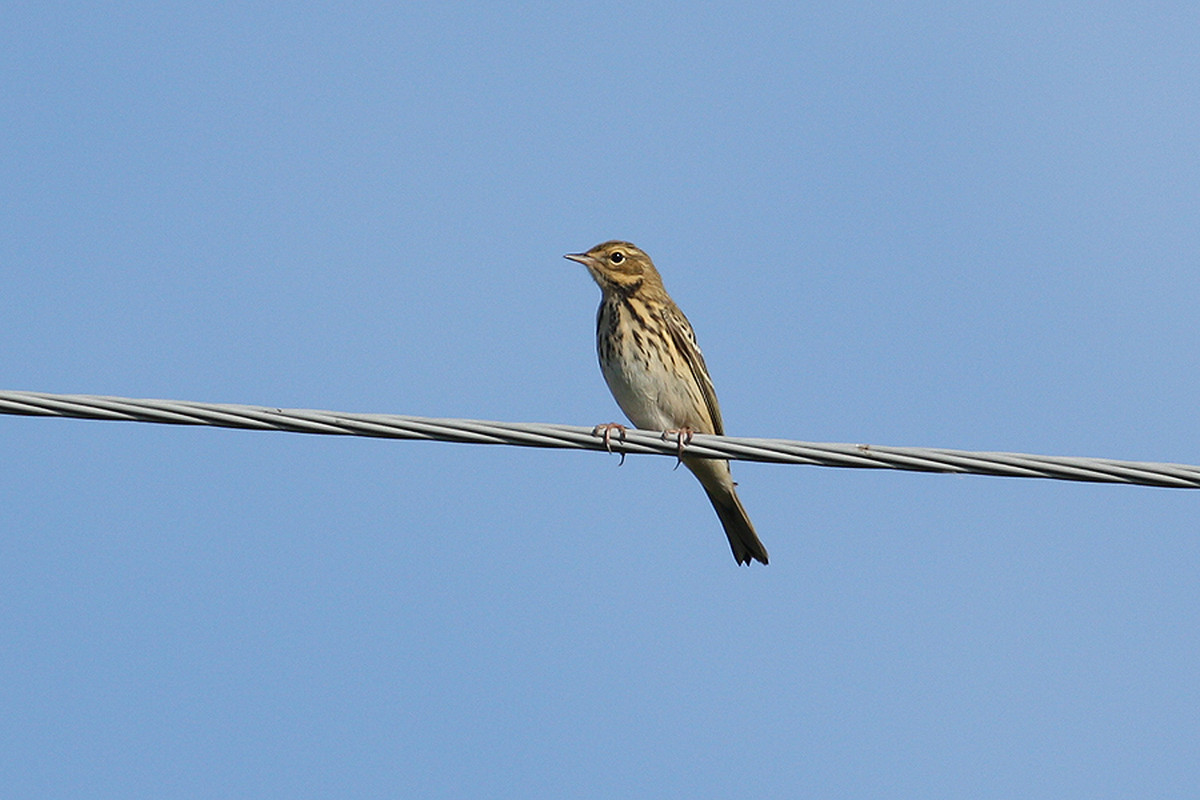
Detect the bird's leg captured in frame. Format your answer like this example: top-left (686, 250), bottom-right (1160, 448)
top-left (592, 422), bottom-right (628, 466)
top-left (662, 427), bottom-right (695, 470)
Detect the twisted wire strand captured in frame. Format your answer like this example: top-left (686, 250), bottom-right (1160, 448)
top-left (2, 390), bottom-right (1198, 489)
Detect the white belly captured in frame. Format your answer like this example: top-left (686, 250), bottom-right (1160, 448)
top-left (599, 333), bottom-right (705, 432)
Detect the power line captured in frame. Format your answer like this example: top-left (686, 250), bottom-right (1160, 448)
top-left (2, 390), bottom-right (1198, 489)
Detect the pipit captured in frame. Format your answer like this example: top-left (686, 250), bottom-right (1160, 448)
top-left (565, 241), bottom-right (769, 565)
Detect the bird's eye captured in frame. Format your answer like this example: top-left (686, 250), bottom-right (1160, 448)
top-left (610, 252), bottom-right (624, 264)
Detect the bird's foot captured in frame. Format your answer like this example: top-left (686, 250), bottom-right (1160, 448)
top-left (592, 422), bottom-right (628, 466)
top-left (662, 427), bottom-right (695, 470)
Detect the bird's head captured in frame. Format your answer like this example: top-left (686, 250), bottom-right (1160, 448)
top-left (564, 240), bottom-right (662, 295)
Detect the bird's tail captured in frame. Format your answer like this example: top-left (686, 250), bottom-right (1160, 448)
top-left (685, 456), bottom-right (769, 565)
top-left (704, 483), bottom-right (770, 566)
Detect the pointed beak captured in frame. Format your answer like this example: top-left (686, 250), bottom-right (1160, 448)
top-left (563, 252), bottom-right (592, 266)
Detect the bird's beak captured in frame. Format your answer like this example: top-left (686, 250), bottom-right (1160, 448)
top-left (563, 252), bottom-right (592, 266)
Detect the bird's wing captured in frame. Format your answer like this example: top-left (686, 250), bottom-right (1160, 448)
top-left (662, 304), bottom-right (725, 436)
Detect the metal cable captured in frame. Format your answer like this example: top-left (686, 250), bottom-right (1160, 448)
top-left (2, 390), bottom-right (1198, 489)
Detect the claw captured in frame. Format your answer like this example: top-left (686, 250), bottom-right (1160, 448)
top-left (592, 422), bottom-right (628, 466)
top-left (662, 427), bottom-right (695, 470)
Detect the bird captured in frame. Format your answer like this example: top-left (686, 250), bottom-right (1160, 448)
top-left (565, 240), bottom-right (769, 565)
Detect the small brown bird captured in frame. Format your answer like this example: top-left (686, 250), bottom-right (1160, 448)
top-left (565, 241), bottom-right (769, 565)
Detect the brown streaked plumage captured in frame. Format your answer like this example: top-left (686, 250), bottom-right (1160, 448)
top-left (565, 240), bottom-right (769, 566)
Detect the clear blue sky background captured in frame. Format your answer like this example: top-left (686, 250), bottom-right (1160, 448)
top-left (3, 3), bottom-right (1198, 797)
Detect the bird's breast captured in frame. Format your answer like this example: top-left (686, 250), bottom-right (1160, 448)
top-left (596, 298), bottom-right (709, 432)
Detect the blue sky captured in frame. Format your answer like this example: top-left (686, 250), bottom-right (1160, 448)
top-left (3, 2), bottom-right (1198, 797)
